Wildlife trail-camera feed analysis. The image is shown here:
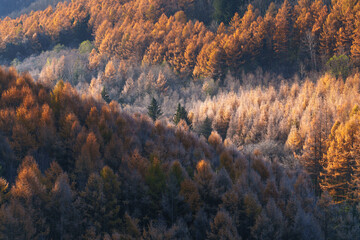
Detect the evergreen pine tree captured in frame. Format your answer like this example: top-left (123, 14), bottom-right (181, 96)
top-left (173, 103), bottom-right (191, 126)
top-left (173, 104), bottom-right (183, 125)
top-left (213, 0), bottom-right (240, 24)
top-left (147, 97), bottom-right (162, 122)
top-left (199, 117), bottom-right (213, 139)
top-left (101, 86), bottom-right (111, 104)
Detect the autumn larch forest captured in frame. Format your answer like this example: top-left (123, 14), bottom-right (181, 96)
top-left (0, 0), bottom-right (359, 239)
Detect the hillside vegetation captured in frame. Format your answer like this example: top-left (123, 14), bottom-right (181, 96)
top-left (1, 0), bottom-right (360, 239)
top-left (0, 66), bottom-right (338, 239)
top-left (0, 0), bottom-right (359, 78)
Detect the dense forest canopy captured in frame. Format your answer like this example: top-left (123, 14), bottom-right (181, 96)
top-left (0, 66), bottom-right (328, 239)
top-left (0, 0), bottom-right (360, 239)
top-left (0, 0), bottom-right (359, 77)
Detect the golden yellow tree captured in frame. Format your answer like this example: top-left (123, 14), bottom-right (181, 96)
top-left (311, 0), bottom-right (328, 38)
top-left (293, 0), bottom-right (313, 45)
top-left (321, 106), bottom-right (360, 203)
top-left (273, 0), bottom-right (292, 57)
top-left (351, 12), bottom-right (360, 65)
top-left (286, 125), bottom-right (303, 155)
top-left (320, 13), bottom-right (338, 58)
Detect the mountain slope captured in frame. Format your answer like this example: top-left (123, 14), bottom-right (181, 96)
top-left (0, 0), bottom-right (359, 77)
top-left (0, 66), bottom-right (326, 239)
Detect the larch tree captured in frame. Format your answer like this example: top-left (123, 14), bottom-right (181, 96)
top-left (302, 106), bottom-right (329, 196)
top-left (79, 173), bottom-right (106, 236)
top-left (48, 173), bottom-right (77, 239)
top-left (321, 107), bottom-right (360, 203)
top-left (100, 166), bottom-right (122, 233)
top-left (145, 156), bottom-right (166, 217)
top-left (351, 12), bottom-right (360, 65)
top-left (194, 160), bottom-right (214, 203)
top-left (193, 40), bottom-right (225, 80)
top-left (0, 178), bottom-right (8, 204)
top-left (286, 125), bottom-right (303, 156)
top-left (213, 107), bottom-right (231, 140)
top-left (334, 0), bottom-right (356, 55)
top-left (319, 11), bottom-right (338, 58)
top-left (180, 178), bottom-right (201, 213)
top-left (310, 0), bottom-right (328, 38)
top-left (273, 0), bottom-right (292, 58)
top-left (75, 132), bottom-right (102, 188)
top-left (352, 131), bottom-right (360, 201)
top-left (10, 156), bottom-right (49, 239)
top-left (208, 210), bottom-right (240, 240)
top-left (293, 0), bottom-right (313, 49)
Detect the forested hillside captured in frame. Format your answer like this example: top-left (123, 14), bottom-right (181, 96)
top-left (0, 0), bottom-right (359, 77)
top-left (0, 66), bottom-right (334, 239)
top-left (1, 0), bottom-right (360, 239)
top-left (0, 0), bottom-right (360, 78)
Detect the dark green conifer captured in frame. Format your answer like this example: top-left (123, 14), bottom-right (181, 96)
top-left (173, 103), bottom-right (191, 126)
top-left (101, 86), bottom-right (111, 104)
top-left (199, 117), bottom-right (213, 139)
top-left (147, 97), bottom-right (162, 121)
top-left (213, 0), bottom-right (240, 24)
